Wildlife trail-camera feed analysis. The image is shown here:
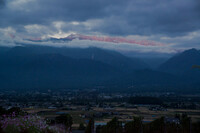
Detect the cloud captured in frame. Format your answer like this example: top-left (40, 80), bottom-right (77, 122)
top-left (0, 0), bottom-right (5, 5)
top-left (48, 34), bottom-right (165, 46)
top-left (0, 0), bottom-right (5, 8)
top-left (0, 0), bottom-right (199, 53)
top-left (0, 0), bottom-right (199, 36)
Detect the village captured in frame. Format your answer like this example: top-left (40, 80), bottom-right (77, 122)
top-left (1, 89), bottom-right (200, 132)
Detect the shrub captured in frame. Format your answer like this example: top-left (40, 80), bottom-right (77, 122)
top-left (0, 112), bottom-right (67, 133)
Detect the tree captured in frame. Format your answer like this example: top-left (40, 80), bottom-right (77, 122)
top-left (85, 117), bottom-right (94, 133)
top-left (102, 117), bottom-right (123, 133)
top-left (55, 114), bottom-right (73, 132)
top-left (0, 106), bottom-right (6, 116)
top-left (143, 117), bottom-right (165, 133)
top-left (192, 65), bottom-right (200, 69)
top-left (125, 116), bottom-right (143, 133)
top-left (180, 114), bottom-right (191, 133)
top-left (0, 122), bottom-right (5, 133)
top-left (7, 107), bottom-right (26, 116)
top-left (79, 123), bottom-right (86, 130)
top-left (192, 121), bottom-right (200, 133)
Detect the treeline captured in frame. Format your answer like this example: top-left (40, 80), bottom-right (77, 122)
top-left (0, 106), bottom-right (26, 116)
top-left (1, 107), bottom-right (200, 133)
top-left (85, 114), bottom-right (200, 133)
top-left (129, 96), bottom-right (163, 105)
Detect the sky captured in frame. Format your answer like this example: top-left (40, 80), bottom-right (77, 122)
top-left (0, 0), bottom-right (200, 54)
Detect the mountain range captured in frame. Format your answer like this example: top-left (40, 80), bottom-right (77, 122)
top-left (0, 45), bottom-right (200, 92)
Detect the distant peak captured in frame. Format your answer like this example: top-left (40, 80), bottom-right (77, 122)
top-left (182, 48), bottom-right (199, 55)
top-left (8, 46), bottom-right (29, 52)
top-left (186, 48), bottom-right (198, 52)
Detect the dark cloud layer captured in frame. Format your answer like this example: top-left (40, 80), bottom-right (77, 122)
top-left (0, 0), bottom-right (199, 36)
top-left (0, 0), bottom-right (200, 52)
top-left (0, 0), bottom-right (5, 8)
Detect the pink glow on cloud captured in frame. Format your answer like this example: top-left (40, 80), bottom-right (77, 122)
top-left (25, 37), bottom-right (42, 42)
top-left (63, 34), bottom-right (165, 46)
top-left (9, 34), bottom-right (15, 39)
top-left (17, 33), bottom-right (165, 46)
